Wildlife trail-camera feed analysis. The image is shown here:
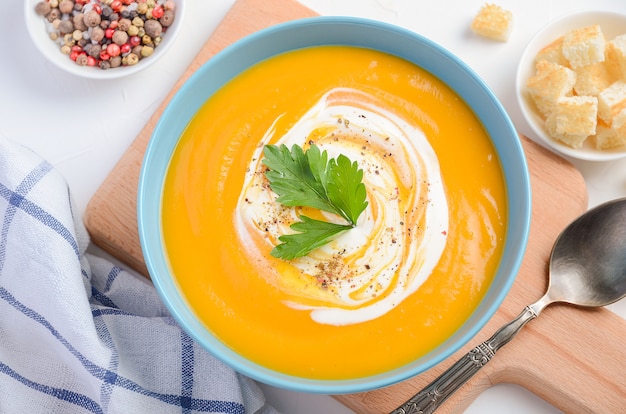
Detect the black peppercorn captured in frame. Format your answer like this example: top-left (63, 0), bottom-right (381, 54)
top-left (101, 6), bottom-right (112, 18)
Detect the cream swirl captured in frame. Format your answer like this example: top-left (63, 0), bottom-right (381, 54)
top-left (234, 88), bottom-right (448, 325)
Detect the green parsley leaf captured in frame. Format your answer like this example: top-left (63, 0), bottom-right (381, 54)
top-left (262, 143), bottom-right (368, 259)
top-left (270, 216), bottom-right (353, 260)
top-left (327, 154), bottom-right (368, 225)
top-left (262, 144), bottom-right (336, 215)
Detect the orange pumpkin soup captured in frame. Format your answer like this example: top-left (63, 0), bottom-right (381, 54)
top-left (162, 46), bottom-right (507, 380)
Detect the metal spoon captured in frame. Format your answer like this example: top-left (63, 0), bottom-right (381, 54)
top-left (391, 197), bottom-right (626, 414)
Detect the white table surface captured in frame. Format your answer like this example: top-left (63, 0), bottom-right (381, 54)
top-left (4, 0), bottom-right (625, 412)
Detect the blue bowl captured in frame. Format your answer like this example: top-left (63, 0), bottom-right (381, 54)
top-left (138, 16), bottom-right (531, 394)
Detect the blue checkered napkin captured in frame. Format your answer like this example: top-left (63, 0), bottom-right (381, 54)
top-left (0, 137), bottom-right (278, 414)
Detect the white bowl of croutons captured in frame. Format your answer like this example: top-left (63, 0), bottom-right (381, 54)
top-left (517, 10), bottom-right (626, 161)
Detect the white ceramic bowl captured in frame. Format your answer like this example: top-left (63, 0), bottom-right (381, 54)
top-left (24, 0), bottom-right (185, 79)
top-left (516, 10), bottom-right (626, 161)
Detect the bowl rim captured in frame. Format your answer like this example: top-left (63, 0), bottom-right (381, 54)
top-left (138, 15), bottom-right (532, 394)
top-left (516, 9), bottom-right (626, 161)
top-left (24, 0), bottom-right (185, 80)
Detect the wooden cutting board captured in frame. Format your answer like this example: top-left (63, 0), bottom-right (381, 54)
top-left (83, 0), bottom-right (626, 412)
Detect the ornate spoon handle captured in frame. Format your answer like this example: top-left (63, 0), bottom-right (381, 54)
top-left (390, 306), bottom-right (538, 414)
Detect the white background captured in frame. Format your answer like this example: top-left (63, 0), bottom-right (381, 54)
top-left (3, 0), bottom-right (626, 413)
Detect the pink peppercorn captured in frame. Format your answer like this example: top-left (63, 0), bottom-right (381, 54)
top-left (69, 51), bottom-right (80, 61)
top-left (129, 35), bottom-right (141, 47)
top-left (110, 0), bottom-right (122, 12)
top-left (100, 50), bottom-right (110, 60)
top-left (151, 5), bottom-right (164, 19)
top-left (87, 56), bottom-right (98, 66)
top-left (107, 43), bottom-right (121, 57)
top-left (105, 28), bottom-right (115, 39)
top-left (120, 43), bottom-right (131, 54)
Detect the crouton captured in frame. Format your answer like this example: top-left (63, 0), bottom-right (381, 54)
top-left (608, 109), bottom-right (626, 147)
top-left (535, 36), bottom-right (569, 67)
top-left (574, 61), bottom-right (615, 97)
top-left (545, 96), bottom-right (598, 148)
top-left (593, 119), bottom-right (626, 149)
top-left (597, 80), bottom-right (626, 123)
top-left (471, 4), bottom-right (513, 42)
top-left (605, 34), bottom-right (626, 80)
top-left (562, 24), bottom-right (606, 69)
top-left (526, 60), bottom-right (576, 117)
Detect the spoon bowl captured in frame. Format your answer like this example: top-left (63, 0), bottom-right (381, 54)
top-left (546, 199), bottom-right (626, 308)
top-left (392, 197), bottom-right (626, 414)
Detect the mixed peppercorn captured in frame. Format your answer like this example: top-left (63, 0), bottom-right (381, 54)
top-left (34, 0), bottom-right (176, 70)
